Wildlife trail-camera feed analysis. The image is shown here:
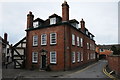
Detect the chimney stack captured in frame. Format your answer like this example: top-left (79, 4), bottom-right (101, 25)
top-left (62, 1), bottom-right (69, 22)
top-left (80, 19), bottom-right (85, 32)
top-left (4, 33), bottom-right (7, 43)
top-left (27, 11), bottom-right (34, 29)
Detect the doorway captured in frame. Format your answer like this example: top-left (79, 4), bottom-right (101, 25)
top-left (41, 55), bottom-right (46, 69)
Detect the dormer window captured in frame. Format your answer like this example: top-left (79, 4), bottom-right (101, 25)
top-left (71, 23), bottom-right (79, 29)
top-left (86, 31), bottom-right (88, 35)
top-left (50, 17), bottom-right (56, 25)
top-left (33, 21), bottom-right (39, 28)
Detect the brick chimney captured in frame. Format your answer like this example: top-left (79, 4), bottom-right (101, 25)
top-left (62, 1), bottom-right (69, 22)
top-left (27, 11), bottom-right (34, 29)
top-left (4, 33), bottom-right (7, 43)
top-left (80, 19), bottom-right (85, 32)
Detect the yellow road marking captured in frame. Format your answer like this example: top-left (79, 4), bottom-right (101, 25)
top-left (102, 65), bottom-right (118, 80)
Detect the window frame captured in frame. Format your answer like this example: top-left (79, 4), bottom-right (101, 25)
top-left (50, 17), bottom-right (56, 25)
top-left (50, 33), bottom-right (57, 45)
top-left (77, 36), bottom-right (80, 46)
top-left (50, 51), bottom-right (57, 64)
top-left (72, 34), bottom-right (75, 45)
top-left (33, 21), bottom-right (39, 28)
top-left (72, 52), bottom-right (75, 63)
top-left (81, 52), bottom-right (83, 61)
top-left (32, 52), bottom-right (38, 63)
top-left (77, 52), bottom-right (80, 62)
top-left (80, 38), bottom-right (83, 47)
top-left (41, 34), bottom-right (47, 45)
top-left (33, 35), bottom-right (38, 46)
top-left (87, 42), bottom-right (89, 49)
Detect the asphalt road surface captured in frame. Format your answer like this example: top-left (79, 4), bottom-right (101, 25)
top-left (61, 60), bottom-right (109, 78)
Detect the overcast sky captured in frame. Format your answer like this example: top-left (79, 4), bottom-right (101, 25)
top-left (0, 0), bottom-right (119, 45)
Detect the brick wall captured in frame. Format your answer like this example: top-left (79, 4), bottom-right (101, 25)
top-left (108, 56), bottom-right (120, 76)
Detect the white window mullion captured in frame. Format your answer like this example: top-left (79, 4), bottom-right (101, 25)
top-left (33, 35), bottom-right (38, 46)
top-left (72, 34), bottom-right (75, 45)
top-left (50, 51), bottom-right (57, 64)
top-left (50, 33), bottom-right (57, 45)
top-left (81, 52), bottom-right (83, 61)
top-left (77, 52), bottom-right (80, 62)
top-left (50, 17), bottom-right (56, 25)
top-left (72, 52), bottom-right (75, 63)
top-left (77, 36), bottom-right (80, 46)
top-left (80, 38), bottom-right (83, 47)
top-left (41, 34), bottom-right (47, 45)
top-left (32, 52), bottom-right (38, 63)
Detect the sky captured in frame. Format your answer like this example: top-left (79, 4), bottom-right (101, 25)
top-left (0, 0), bottom-right (119, 45)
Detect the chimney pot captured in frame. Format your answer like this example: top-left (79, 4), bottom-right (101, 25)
top-left (4, 33), bottom-right (7, 43)
top-left (27, 11), bottom-right (34, 29)
top-left (62, 1), bottom-right (69, 21)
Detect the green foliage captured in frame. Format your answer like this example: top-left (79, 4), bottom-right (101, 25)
top-left (111, 45), bottom-right (120, 55)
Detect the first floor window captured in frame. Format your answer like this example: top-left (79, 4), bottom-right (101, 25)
top-left (72, 52), bottom-right (75, 63)
top-left (88, 53), bottom-right (89, 60)
top-left (50, 51), bottom-right (57, 64)
top-left (41, 34), bottom-right (47, 45)
top-left (77, 36), bottom-right (80, 46)
top-left (32, 52), bottom-right (38, 63)
top-left (77, 52), bottom-right (80, 62)
top-left (33, 35), bottom-right (38, 46)
top-left (87, 43), bottom-right (89, 49)
top-left (50, 33), bottom-right (57, 45)
top-left (81, 52), bottom-right (83, 61)
top-left (72, 34), bottom-right (75, 45)
top-left (80, 38), bottom-right (83, 47)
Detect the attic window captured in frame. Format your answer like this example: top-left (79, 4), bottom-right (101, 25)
top-left (50, 17), bottom-right (56, 25)
top-left (33, 21), bottom-right (39, 28)
top-left (71, 23), bottom-right (79, 29)
top-left (86, 31), bottom-right (88, 35)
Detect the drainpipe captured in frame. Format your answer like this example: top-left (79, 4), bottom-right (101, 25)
top-left (64, 24), bottom-right (66, 71)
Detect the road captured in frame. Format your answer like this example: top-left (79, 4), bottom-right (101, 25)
top-left (60, 60), bottom-right (109, 78)
top-left (3, 60), bottom-right (112, 80)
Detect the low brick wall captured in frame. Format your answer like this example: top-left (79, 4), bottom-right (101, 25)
top-left (108, 55), bottom-right (120, 76)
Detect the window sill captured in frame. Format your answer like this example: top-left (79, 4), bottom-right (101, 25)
top-left (32, 62), bottom-right (38, 64)
top-left (50, 63), bottom-right (57, 65)
top-left (32, 45), bottom-right (38, 47)
top-left (50, 44), bottom-right (57, 46)
top-left (41, 44), bottom-right (47, 46)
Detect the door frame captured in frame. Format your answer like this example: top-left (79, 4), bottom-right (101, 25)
top-left (40, 52), bottom-right (47, 70)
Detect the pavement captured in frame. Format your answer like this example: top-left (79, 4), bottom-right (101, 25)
top-left (2, 60), bottom-right (111, 80)
top-left (103, 64), bottom-right (120, 80)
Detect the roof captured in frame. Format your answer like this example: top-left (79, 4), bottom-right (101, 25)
top-left (49, 13), bottom-right (62, 19)
top-left (26, 22), bottom-right (95, 42)
top-left (69, 19), bottom-right (79, 24)
top-left (100, 50), bottom-right (113, 55)
top-left (33, 18), bottom-right (44, 22)
top-left (13, 37), bottom-right (26, 47)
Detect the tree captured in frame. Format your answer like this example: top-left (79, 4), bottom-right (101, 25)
top-left (111, 45), bottom-right (120, 55)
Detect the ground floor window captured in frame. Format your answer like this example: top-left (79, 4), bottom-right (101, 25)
top-left (32, 52), bottom-right (38, 63)
top-left (72, 52), bottom-right (75, 63)
top-left (50, 51), bottom-right (57, 64)
top-left (77, 52), bottom-right (80, 62)
top-left (81, 52), bottom-right (83, 61)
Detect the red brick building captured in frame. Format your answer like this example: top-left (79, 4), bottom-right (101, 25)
top-left (25, 1), bottom-right (96, 71)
